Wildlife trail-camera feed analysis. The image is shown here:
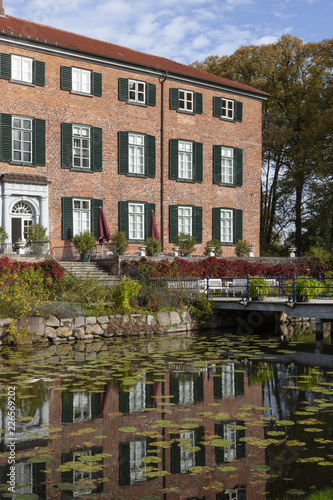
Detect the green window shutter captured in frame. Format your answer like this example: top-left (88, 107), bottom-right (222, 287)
top-left (145, 203), bottom-right (156, 239)
top-left (0, 53), bottom-right (11, 79)
top-left (169, 139), bottom-right (179, 179)
top-left (169, 88), bottom-right (179, 110)
top-left (146, 134), bottom-right (156, 177)
top-left (118, 78), bottom-right (129, 101)
top-left (92, 127), bottom-right (103, 171)
top-left (0, 113), bottom-right (12, 162)
top-left (92, 72), bottom-right (102, 96)
top-left (213, 145), bottom-right (221, 184)
top-left (34, 60), bottom-right (45, 86)
top-left (34, 118), bottom-right (46, 166)
top-left (147, 83), bottom-right (156, 106)
top-left (61, 392), bottom-right (74, 423)
top-left (91, 199), bottom-right (103, 238)
top-left (61, 123), bottom-right (73, 169)
top-left (194, 142), bottom-right (203, 183)
top-left (119, 392), bottom-right (130, 414)
top-left (119, 442), bottom-right (131, 486)
top-left (118, 131), bottom-right (129, 174)
top-left (61, 197), bottom-right (73, 240)
top-left (235, 147), bottom-right (243, 186)
top-left (234, 209), bottom-right (243, 243)
top-left (194, 373), bottom-right (204, 403)
top-left (235, 101), bottom-right (243, 122)
top-left (118, 201), bottom-right (129, 236)
top-left (169, 205), bottom-right (178, 243)
top-left (60, 66), bottom-right (72, 91)
top-left (193, 206), bottom-right (202, 244)
top-left (213, 96), bottom-right (222, 117)
top-left (194, 427), bottom-right (206, 466)
top-left (194, 92), bottom-right (203, 114)
top-left (212, 207), bottom-right (221, 241)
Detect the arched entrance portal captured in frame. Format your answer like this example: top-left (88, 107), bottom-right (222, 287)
top-left (11, 201), bottom-right (35, 243)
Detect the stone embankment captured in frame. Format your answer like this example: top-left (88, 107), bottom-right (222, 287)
top-left (0, 309), bottom-right (219, 344)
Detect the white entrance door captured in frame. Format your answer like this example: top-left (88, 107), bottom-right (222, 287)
top-left (11, 201), bottom-right (34, 243)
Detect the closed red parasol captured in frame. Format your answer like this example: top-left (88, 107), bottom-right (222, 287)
top-left (97, 207), bottom-right (111, 257)
top-left (149, 210), bottom-right (160, 239)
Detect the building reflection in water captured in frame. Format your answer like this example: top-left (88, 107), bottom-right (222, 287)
top-left (0, 361), bottom-right (265, 499)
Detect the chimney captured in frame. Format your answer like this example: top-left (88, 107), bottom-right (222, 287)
top-left (0, 0), bottom-right (4, 15)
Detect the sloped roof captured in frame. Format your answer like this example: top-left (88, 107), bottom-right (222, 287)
top-left (0, 15), bottom-right (268, 98)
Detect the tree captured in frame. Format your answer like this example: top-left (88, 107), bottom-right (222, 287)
top-left (192, 36), bottom-right (333, 255)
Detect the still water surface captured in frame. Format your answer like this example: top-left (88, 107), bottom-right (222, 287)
top-left (0, 328), bottom-right (333, 499)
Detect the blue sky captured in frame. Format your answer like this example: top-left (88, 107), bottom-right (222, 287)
top-left (5, 0), bottom-right (332, 65)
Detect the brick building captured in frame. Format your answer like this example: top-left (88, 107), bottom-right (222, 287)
top-left (0, 11), bottom-right (268, 257)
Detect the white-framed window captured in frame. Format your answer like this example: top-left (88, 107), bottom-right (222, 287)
top-left (179, 90), bottom-right (194, 112)
top-left (221, 147), bottom-right (234, 184)
top-left (129, 440), bottom-right (147, 484)
top-left (221, 363), bottom-right (235, 399)
top-left (179, 378), bottom-right (194, 405)
top-left (129, 203), bottom-right (144, 240)
top-left (180, 431), bottom-right (196, 472)
top-left (73, 125), bottom-right (91, 169)
top-left (12, 116), bottom-right (33, 163)
top-left (73, 199), bottom-right (91, 236)
top-left (129, 379), bottom-right (146, 413)
top-left (72, 67), bottom-right (91, 94)
top-left (220, 209), bottom-right (233, 243)
top-left (73, 393), bottom-right (92, 423)
top-left (224, 426), bottom-right (237, 462)
top-left (11, 55), bottom-right (33, 83)
top-left (221, 98), bottom-right (234, 120)
top-left (178, 206), bottom-right (192, 235)
top-left (128, 79), bottom-right (146, 104)
top-left (178, 141), bottom-right (193, 180)
top-left (129, 133), bottom-right (145, 174)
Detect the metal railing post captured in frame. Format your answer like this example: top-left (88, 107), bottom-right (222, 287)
top-left (293, 274), bottom-right (297, 303)
top-left (207, 275), bottom-right (210, 299)
top-left (279, 274), bottom-right (282, 297)
top-left (247, 275), bottom-right (250, 301)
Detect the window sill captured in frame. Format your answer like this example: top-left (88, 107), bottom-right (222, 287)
top-left (218, 182), bottom-right (236, 187)
top-left (10, 79), bottom-right (35, 87)
top-left (218, 116), bottom-right (235, 122)
top-left (70, 167), bottom-right (95, 173)
top-left (10, 161), bottom-right (35, 167)
top-left (176, 109), bottom-right (195, 115)
top-left (70, 91), bottom-right (94, 97)
top-left (175, 178), bottom-right (195, 183)
top-left (126, 101), bottom-right (148, 108)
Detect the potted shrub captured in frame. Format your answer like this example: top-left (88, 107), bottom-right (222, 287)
top-left (0, 226), bottom-right (8, 253)
top-left (72, 231), bottom-right (96, 261)
top-left (145, 237), bottom-right (162, 256)
top-left (235, 239), bottom-right (249, 257)
top-left (173, 233), bottom-right (196, 256)
top-left (109, 231), bottom-right (128, 255)
top-left (204, 239), bottom-right (223, 257)
top-left (249, 277), bottom-right (271, 300)
top-left (296, 277), bottom-right (322, 302)
top-left (26, 224), bottom-right (49, 254)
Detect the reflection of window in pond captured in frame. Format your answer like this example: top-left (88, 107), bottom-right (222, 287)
top-left (215, 422), bottom-right (246, 464)
top-left (0, 461), bottom-right (46, 498)
top-left (170, 372), bottom-right (204, 405)
top-left (214, 363), bottom-right (244, 400)
top-left (171, 427), bottom-right (205, 473)
top-left (61, 446), bottom-right (103, 499)
top-left (217, 488), bottom-right (246, 500)
top-left (119, 439), bottom-right (148, 486)
top-left (119, 378), bottom-right (153, 413)
top-left (62, 392), bottom-right (103, 423)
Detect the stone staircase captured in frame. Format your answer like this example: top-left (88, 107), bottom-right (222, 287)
top-left (58, 261), bottom-right (120, 285)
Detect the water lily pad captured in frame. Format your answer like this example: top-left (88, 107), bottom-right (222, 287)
top-left (304, 427), bottom-right (323, 432)
top-left (16, 495), bottom-right (39, 500)
top-left (251, 464), bottom-right (270, 471)
top-left (217, 466), bottom-right (237, 472)
top-left (267, 431), bottom-right (285, 437)
top-left (141, 456), bottom-right (162, 463)
top-left (210, 438), bottom-right (229, 447)
top-left (118, 427), bottom-right (137, 433)
top-left (276, 420), bottom-right (295, 426)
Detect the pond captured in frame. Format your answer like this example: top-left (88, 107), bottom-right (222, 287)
top-left (0, 326), bottom-right (333, 500)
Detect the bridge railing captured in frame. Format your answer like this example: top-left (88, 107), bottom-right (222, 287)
top-left (200, 275), bottom-right (333, 302)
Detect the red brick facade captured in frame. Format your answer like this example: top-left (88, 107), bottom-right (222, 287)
top-left (0, 16), bottom-right (267, 256)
